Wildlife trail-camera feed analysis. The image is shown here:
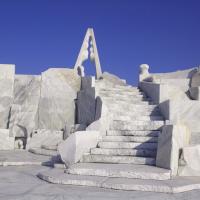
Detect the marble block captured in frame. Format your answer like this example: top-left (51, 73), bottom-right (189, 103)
top-left (38, 68), bottom-right (80, 131)
top-left (58, 131), bottom-right (100, 167)
top-left (9, 75), bottom-right (41, 138)
top-left (156, 124), bottom-right (190, 175)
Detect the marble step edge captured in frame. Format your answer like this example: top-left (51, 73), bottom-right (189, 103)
top-left (81, 154), bottom-right (156, 165)
top-left (90, 148), bottom-right (157, 157)
top-left (111, 116), bottom-right (164, 121)
top-left (111, 120), bottom-right (164, 125)
top-left (41, 145), bottom-right (58, 151)
top-left (101, 96), bottom-right (152, 101)
top-left (98, 141), bottom-right (158, 150)
top-left (65, 163), bottom-right (170, 180)
top-left (37, 169), bottom-right (200, 193)
top-left (106, 130), bottom-right (160, 137)
top-left (102, 135), bottom-right (158, 143)
top-left (109, 125), bottom-right (163, 131)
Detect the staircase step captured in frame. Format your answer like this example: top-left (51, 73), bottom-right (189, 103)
top-left (98, 141), bottom-right (157, 150)
top-left (66, 163), bottom-right (170, 180)
top-left (38, 168), bottom-right (200, 193)
top-left (112, 115), bottom-right (163, 121)
top-left (81, 154), bottom-right (156, 165)
top-left (99, 87), bottom-right (139, 92)
top-left (99, 90), bottom-right (144, 96)
top-left (102, 135), bottom-right (158, 143)
top-left (101, 96), bottom-right (151, 102)
top-left (109, 104), bottom-right (158, 111)
top-left (100, 93), bottom-right (145, 99)
top-left (111, 110), bottom-right (161, 116)
top-left (112, 120), bottom-right (164, 126)
top-left (110, 121), bottom-right (164, 131)
top-left (28, 148), bottom-right (58, 157)
top-left (102, 98), bottom-right (150, 105)
top-left (38, 169), bottom-right (104, 187)
top-left (107, 130), bottom-right (160, 137)
top-left (91, 148), bottom-right (156, 157)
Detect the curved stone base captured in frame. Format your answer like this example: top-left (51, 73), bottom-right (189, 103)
top-left (37, 168), bottom-right (200, 193)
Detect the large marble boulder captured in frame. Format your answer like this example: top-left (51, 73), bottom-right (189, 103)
top-left (0, 64), bottom-right (15, 129)
top-left (38, 68), bottom-right (80, 131)
top-left (58, 130), bottom-right (100, 167)
top-left (9, 75), bottom-right (41, 138)
top-left (156, 123), bottom-right (190, 175)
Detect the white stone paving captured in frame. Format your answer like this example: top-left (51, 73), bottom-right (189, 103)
top-left (0, 165), bottom-right (200, 200)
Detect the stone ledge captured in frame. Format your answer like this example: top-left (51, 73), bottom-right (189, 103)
top-left (37, 168), bottom-right (200, 193)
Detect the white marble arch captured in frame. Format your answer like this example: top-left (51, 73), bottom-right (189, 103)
top-left (74, 28), bottom-right (103, 79)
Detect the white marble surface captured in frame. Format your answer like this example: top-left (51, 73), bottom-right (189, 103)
top-left (58, 131), bottom-right (100, 167)
top-left (156, 124), bottom-right (190, 175)
top-left (38, 68), bottom-right (80, 131)
top-left (9, 75), bottom-right (41, 138)
top-left (0, 64), bottom-right (15, 129)
top-left (0, 165), bottom-right (200, 199)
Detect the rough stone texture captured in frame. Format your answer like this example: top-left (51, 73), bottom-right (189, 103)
top-left (81, 154), bottom-right (156, 165)
top-left (2, 166), bottom-right (200, 199)
top-left (0, 64), bottom-right (15, 129)
top-left (178, 145), bottom-right (200, 176)
top-left (0, 129), bottom-right (14, 150)
top-left (38, 68), bottom-right (80, 131)
top-left (38, 168), bottom-right (200, 194)
top-left (26, 129), bottom-right (63, 149)
top-left (66, 163), bottom-right (170, 180)
top-left (156, 124), bottom-right (190, 175)
top-left (9, 75), bottom-right (41, 138)
top-left (58, 131), bottom-right (100, 167)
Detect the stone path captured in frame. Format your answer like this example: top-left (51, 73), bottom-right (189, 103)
top-left (0, 165), bottom-right (200, 200)
top-left (0, 150), bottom-right (55, 166)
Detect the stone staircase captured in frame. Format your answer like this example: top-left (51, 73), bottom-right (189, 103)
top-left (61, 84), bottom-right (171, 183)
top-left (39, 83), bottom-right (200, 193)
top-left (81, 84), bottom-right (164, 166)
top-left (37, 83), bottom-right (200, 193)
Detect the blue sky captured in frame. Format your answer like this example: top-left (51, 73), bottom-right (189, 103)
top-left (0, 0), bottom-right (200, 85)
